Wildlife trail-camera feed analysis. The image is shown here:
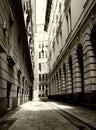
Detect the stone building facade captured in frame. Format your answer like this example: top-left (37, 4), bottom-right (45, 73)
top-left (0, 0), bottom-right (34, 116)
top-left (45, 0), bottom-right (96, 105)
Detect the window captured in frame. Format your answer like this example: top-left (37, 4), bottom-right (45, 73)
top-left (66, 15), bottom-right (69, 34)
top-left (46, 85), bottom-right (48, 89)
top-left (60, 30), bottom-right (62, 38)
top-left (39, 44), bottom-right (41, 48)
top-left (39, 85), bottom-right (41, 90)
top-left (42, 74), bottom-right (44, 80)
top-left (42, 51), bottom-right (44, 58)
top-left (39, 74), bottom-right (41, 81)
top-left (39, 52), bottom-right (41, 58)
top-left (53, 40), bottom-right (55, 52)
top-left (26, 1), bottom-right (29, 11)
top-left (42, 44), bottom-right (44, 48)
top-left (49, 51), bottom-right (52, 60)
top-left (42, 85), bottom-right (44, 90)
top-left (59, 2), bottom-right (61, 12)
top-left (69, 7), bottom-right (72, 32)
top-left (17, 87), bottom-right (19, 98)
top-left (39, 63), bottom-right (41, 71)
top-left (39, 94), bottom-right (41, 97)
top-left (46, 74), bottom-right (48, 80)
top-left (45, 51), bottom-right (48, 58)
top-left (66, 7), bottom-right (72, 35)
top-left (56, 15), bottom-right (58, 23)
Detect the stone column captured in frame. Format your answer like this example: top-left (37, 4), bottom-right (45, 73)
top-left (56, 71), bottom-right (59, 95)
top-left (58, 68), bottom-right (62, 95)
top-left (61, 64), bottom-right (66, 94)
top-left (54, 72), bottom-right (58, 95)
top-left (72, 48), bottom-right (82, 94)
top-left (53, 74), bottom-right (56, 95)
top-left (66, 60), bottom-right (72, 99)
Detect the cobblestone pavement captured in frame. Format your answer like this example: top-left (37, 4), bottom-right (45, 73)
top-left (0, 98), bottom-right (79, 130)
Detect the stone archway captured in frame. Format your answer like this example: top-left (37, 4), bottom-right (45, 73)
top-left (68, 55), bottom-right (73, 98)
top-left (90, 24), bottom-right (96, 56)
top-left (77, 44), bottom-right (84, 102)
top-left (90, 24), bottom-right (96, 104)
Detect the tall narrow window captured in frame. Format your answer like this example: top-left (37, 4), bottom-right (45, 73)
top-left (39, 44), bottom-right (41, 48)
top-left (39, 52), bottom-right (41, 58)
top-left (42, 85), bottom-right (44, 91)
top-left (39, 85), bottom-right (41, 90)
top-left (42, 44), bottom-right (44, 48)
top-left (17, 86), bottom-right (19, 98)
top-left (66, 15), bottom-right (69, 34)
top-left (59, 2), bottom-right (61, 12)
top-left (53, 40), bottom-right (55, 52)
top-left (45, 51), bottom-right (48, 58)
top-left (42, 51), bottom-right (44, 58)
top-left (42, 74), bottom-right (44, 80)
top-left (46, 74), bottom-right (48, 80)
top-left (39, 74), bottom-right (41, 81)
top-left (69, 7), bottom-right (72, 32)
top-left (66, 7), bottom-right (72, 35)
top-left (39, 63), bottom-right (41, 71)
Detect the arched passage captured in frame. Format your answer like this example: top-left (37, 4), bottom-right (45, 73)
top-left (90, 24), bottom-right (96, 103)
top-left (68, 55), bottom-right (73, 98)
top-left (59, 68), bottom-right (62, 91)
top-left (77, 44), bottom-right (84, 101)
top-left (59, 68), bottom-right (61, 79)
top-left (56, 72), bottom-right (59, 94)
top-left (90, 24), bottom-right (96, 56)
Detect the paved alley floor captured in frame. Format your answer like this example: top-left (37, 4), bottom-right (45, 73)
top-left (46, 100), bottom-right (96, 129)
top-left (0, 98), bottom-right (80, 130)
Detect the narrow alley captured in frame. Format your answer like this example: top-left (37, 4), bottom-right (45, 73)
top-left (0, 0), bottom-right (96, 129)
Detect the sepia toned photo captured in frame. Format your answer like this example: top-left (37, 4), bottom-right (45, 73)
top-left (0, 0), bottom-right (96, 129)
